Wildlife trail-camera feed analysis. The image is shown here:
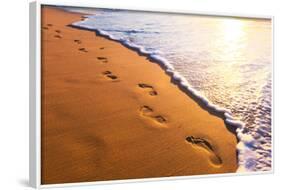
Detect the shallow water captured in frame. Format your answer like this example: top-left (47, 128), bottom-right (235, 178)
top-left (67, 7), bottom-right (272, 172)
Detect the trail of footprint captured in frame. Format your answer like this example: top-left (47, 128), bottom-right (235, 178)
top-left (186, 136), bottom-right (222, 166)
top-left (138, 83), bottom-right (158, 96)
top-left (97, 57), bottom-right (108, 63)
top-left (102, 71), bottom-right (118, 81)
top-left (79, 48), bottom-right (88, 53)
top-left (139, 105), bottom-right (167, 124)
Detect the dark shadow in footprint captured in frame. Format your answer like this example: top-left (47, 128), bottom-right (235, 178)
top-left (139, 105), bottom-right (167, 125)
top-left (186, 136), bottom-right (213, 150)
top-left (97, 57), bottom-right (107, 60)
top-left (97, 57), bottom-right (108, 63)
top-left (102, 71), bottom-right (112, 75)
top-left (186, 136), bottom-right (222, 166)
top-left (100, 47), bottom-right (105, 50)
top-left (107, 75), bottom-right (117, 80)
top-left (138, 83), bottom-right (158, 96)
top-left (139, 83), bottom-right (153, 88)
top-left (42, 26), bottom-right (48, 30)
top-left (74, 39), bottom-right (82, 44)
top-left (102, 71), bottom-right (118, 81)
top-left (140, 105), bottom-right (153, 115)
top-left (79, 48), bottom-right (88, 52)
top-left (80, 16), bottom-right (88, 21)
top-left (54, 35), bottom-right (62, 39)
top-left (47, 24), bottom-right (53, 27)
top-left (154, 115), bottom-right (167, 123)
top-left (55, 30), bottom-right (61, 33)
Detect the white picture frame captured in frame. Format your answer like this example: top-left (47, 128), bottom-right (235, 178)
top-left (29, 0), bottom-right (274, 188)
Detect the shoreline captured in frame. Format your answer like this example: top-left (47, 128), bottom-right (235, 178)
top-left (41, 6), bottom-right (238, 184)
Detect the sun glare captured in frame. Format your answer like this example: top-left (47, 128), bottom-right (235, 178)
top-left (220, 18), bottom-right (245, 43)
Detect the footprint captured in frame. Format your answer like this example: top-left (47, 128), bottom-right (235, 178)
top-left (154, 115), bottom-right (167, 123)
top-left (138, 83), bottom-right (158, 96)
top-left (79, 48), bottom-right (88, 52)
top-left (55, 30), bottom-right (61, 33)
top-left (140, 105), bottom-right (153, 115)
top-left (42, 26), bottom-right (48, 30)
top-left (74, 39), bottom-right (82, 44)
top-left (100, 47), bottom-right (105, 50)
top-left (47, 24), bottom-right (53, 27)
top-left (102, 71), bottom-right (118, 81)
top-left (80, 16), bottom-right (88, 21)
top-left (54, 35), bottom-right (62, 39)
top-left (186, 136), bottom-right (222, 166)
top-left (97, 57), bottom-right (108, 63)
top-left (139, 105), bottom-right (167, 124)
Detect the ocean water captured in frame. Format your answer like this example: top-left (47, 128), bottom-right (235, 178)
top-left (66, 7), bottom-right (272, 172)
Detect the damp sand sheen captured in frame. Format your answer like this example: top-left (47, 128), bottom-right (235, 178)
top-left (41, 6), bottom-right (239, 184)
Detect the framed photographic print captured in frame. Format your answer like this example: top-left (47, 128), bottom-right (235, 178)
top-left (29, 0), bottom-right (273, 188)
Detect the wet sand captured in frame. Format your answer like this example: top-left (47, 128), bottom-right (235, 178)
top-left (41, 6), bottom-right (238, 184)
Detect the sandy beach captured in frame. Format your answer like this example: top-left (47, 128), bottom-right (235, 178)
top-left (41, 6), bottom-right (238, 184)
